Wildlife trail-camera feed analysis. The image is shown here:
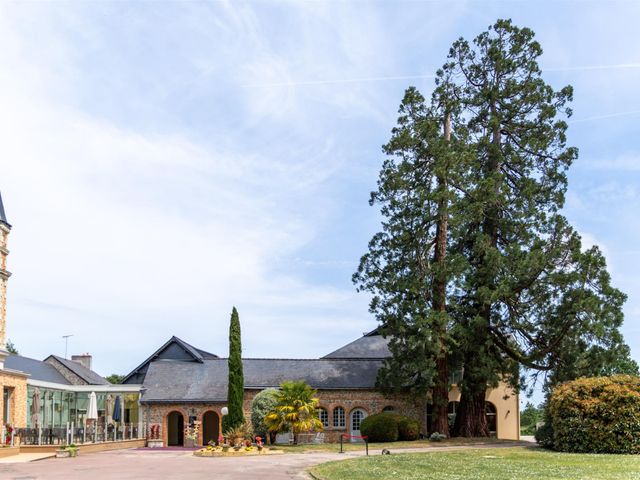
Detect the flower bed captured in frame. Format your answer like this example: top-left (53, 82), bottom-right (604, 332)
top-left (193, 446), bottom-right (284, 457)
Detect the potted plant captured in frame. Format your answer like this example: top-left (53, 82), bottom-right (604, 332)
top-left (56, 444), bottom-right (79, 458)
top-left (184, 423), bottom-right (200, 448)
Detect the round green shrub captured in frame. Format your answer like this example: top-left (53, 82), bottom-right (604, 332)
top-left (360, 413), bottom-right (399, 442)
top-left (548, 375), bottom-right (640, 454)
top-left (397, 417), bottom-right (420, 441)
top-left (250, 388), bottom-right (278, 439)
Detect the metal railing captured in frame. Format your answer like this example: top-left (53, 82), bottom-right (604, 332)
top-left (12, 422), bottom-right (146, 446)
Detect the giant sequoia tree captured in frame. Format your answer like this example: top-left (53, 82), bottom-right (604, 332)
top-left (353, 85), bottom-right (468, 436)
top-left (443, 19), bottom-right (633, 436)
top-left (356, 18), bottom-right (636, 438)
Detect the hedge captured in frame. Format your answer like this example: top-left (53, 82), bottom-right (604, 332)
top-left (360, 413), bottom-right (399, 442)
top-left (397, 417), bottom-right (420, 441)
top-left (547, 375), bottom-right (640, 454)
top-left (360, 413), bottom-right (422, 442)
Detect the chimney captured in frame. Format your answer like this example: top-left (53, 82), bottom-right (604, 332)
top-left (71, 353), bottom-right (92, 370)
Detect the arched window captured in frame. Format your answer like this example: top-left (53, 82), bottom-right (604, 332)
top-left (382, 406), bottom-right (395, 412)
top-left (485, 402), bottom-right (497, 436)
top-left (333, 406), bottom-right (345, 428)
top-left (318, 407), bottom-right (329, 428)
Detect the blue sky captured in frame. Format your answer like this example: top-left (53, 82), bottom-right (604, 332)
top-left (1, 1), bottom-right (638, 398)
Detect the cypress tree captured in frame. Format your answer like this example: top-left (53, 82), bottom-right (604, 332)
top-left (223, 306), bottom-right (245, 433)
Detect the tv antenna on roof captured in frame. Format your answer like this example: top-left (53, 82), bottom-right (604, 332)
top-left (62, 334), bottom-right (73, 359)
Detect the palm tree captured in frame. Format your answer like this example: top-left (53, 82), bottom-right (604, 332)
top-left (264, 381), bottom-right (323, 444)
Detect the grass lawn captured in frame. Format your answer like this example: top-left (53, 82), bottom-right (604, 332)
top-left (308, 447), bottom-right (640, 480)
top-left (277, 437), bottom-right (498, 454)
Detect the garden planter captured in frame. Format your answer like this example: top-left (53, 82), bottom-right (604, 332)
top-left (56, 449), bottom-right (77, 458)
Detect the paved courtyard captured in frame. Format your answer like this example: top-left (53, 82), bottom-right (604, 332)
top-left (0, 449), bottom-right (342, 480)
top-left (0, 442), bottom-right (532, 480)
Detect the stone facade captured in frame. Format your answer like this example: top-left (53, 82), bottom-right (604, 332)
top-left (146, 381), bottom-right (520, 446)
top-left (44, 357), bottom-right (87, 385)
top-left (0, 369), bottom-right (28, 428)
top-left (146, 402), bottom-right (225, 447)
top-left (0, 221), bottom-right (11, 349)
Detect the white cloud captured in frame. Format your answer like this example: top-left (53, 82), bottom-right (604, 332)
top-left (0, 2), bottom-right (378, 374)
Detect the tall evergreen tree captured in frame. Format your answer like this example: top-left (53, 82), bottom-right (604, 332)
top-left (441, 19), bottom-right (633, 436)
top-left (354, 86), bottom-right (469, 436)
top-left (223, 306), bottom-right (245, 433)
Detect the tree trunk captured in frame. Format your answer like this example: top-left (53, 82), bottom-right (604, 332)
top-left (430, 356), bottom-right (450, 435)
top-left (454, 387), bottom-right (488, 437)
top-left (455, 110), bottom-right (501, 438)
top-left (429, 112), bottom-right (452, 437)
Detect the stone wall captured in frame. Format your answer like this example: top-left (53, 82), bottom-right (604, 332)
top-left (146, 389), bottom-right (425, 446)
top-left (44, 357), bottom-right (86, 385)
top-left (0, 369), bottom-right (28, 428)
top-left (145, 402), bottom-right (226, 447)
top-left (144, 382), bottom-right (519, 446)
top-left (0, 222), bottom-right (11, 348)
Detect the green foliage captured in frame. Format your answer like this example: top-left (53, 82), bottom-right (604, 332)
top-left (359, 413), bottom-right (399, 443)
top-left (223, 421), bottom-right (253, 447)
top-left (251, 388), bottom-right (278, 439)
top-left (106, 374), bottom-right (124, 384)
top-left (5, 339), bottom-right (18, 355)
top-left (224, 306), bottom-right (245, 433)
top-left (354, 18), bottom-right (635, 438)
top-left (520, 402), bottom-right (543, 435)
top-left (548, 375), bottom-right (640, 454)
top-left (397, 417), bottom-right (420, 441)
top-left (534, 421), bottom-right (554, 449)
top-left (429, 432), bottom-right (446, 442)
top-left (264, 381), bottom-right (323, 444)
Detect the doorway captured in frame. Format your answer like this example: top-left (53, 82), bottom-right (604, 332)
top-left (167, 411), bottom-right (184, 446)
top-left (202, 411), bottom-right (220, 446)
top-left (349, 408), bottom-right (367, 442)
top-left (485, 402), bottom-right (497, 437)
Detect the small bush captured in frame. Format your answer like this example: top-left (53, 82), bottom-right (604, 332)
top-left (548, 375), bottom-right (640, 454)
top-left (360, 413), bottom-right (399, 442)
top-left (430, 432), bottom-right (446, 442)
top-left (397, 417), bottom-right (420, 441)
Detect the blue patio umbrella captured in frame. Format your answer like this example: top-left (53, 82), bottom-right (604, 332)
top-left (112, 395), bottom-right (122, 423)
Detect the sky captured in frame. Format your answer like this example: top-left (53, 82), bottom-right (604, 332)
top-left (0, 1), bottom-right (639, 399)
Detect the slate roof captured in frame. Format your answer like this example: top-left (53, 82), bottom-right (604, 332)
top-left (141, 358), bottom-right (383, 403)
top-left (322, 330), bottom-right (391, 359)
top-left (46, 355), bottom-right (110, 385)
top-left (0, 191), bottom-right (9, 227)
top-left (5, 354), bottom-right (70, 384)
top-left (122, 336), bottom-right (218, 384)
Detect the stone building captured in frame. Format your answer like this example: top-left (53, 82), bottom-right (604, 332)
top-left (123, 333), bottom-right (520, 446)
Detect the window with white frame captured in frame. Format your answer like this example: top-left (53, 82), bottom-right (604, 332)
top-left (333, 406), bottom-right (345, 428)
top-left (318, 407), bottom-right (329, 428)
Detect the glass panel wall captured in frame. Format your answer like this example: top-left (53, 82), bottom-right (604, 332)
top-left (26, 386), bottom-right (140, 430)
